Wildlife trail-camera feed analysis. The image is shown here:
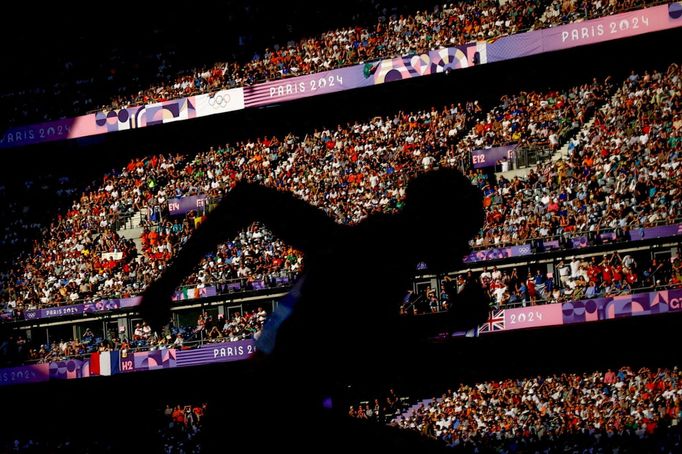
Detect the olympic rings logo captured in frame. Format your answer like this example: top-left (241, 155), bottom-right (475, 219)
top-left (207, 92), bottom-right (231, 109)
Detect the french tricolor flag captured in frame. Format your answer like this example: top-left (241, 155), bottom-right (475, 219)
top-left (89, 351), bottom-right (120, 376)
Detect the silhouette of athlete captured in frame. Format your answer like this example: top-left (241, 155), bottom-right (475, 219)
top-left (140, 167), bottom-right (487, 451)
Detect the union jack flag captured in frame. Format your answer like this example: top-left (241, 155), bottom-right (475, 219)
top-left (479, 310), bottom-right (505, 333)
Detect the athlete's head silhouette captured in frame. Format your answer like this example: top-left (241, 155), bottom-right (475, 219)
top-left (402, 168), bottom-right (484, 273)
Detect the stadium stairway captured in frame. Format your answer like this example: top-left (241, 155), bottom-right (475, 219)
top-left (495, 114), bottom-right (598, 180)
top-left (116, 210), bottom-right (145, 253)
top-left (550, 82), bottom-right (624, 164)
top-left (551, 115), bottom-right (598, 163)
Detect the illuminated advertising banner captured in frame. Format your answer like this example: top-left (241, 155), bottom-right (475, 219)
top-left (0, 96), bottom-right (201, 148)
top-left (0, 87), bottom-right (242, 149)
top-left (504, 304), bottom-right (564, 331)
top-left (23, 296), bottom-right (142, 321)
top-left (455, 287), bottom-right (682, 337)
top-left (118, 349), bottom-right (177, 373)
top-left (23, 304), bottom-right (84, 321)
top-left (470, 144), bottom-right (518, 169)
top-left (168, 195), bottom-right (208, 215)
top-left (463, 244), bottom-right (532, 264)
top-left (194, 88), bottom-right (245, 116)
top-left (243, 44), bottom-right (479, 108)
top-left (49, 359), bottom-right (90, 380)
top-left (0, 364), bottom-right (50, 386)
top-left (175, 339), bottom-right (256, 367)
top-left (488, 3), bottom-right (682, 62)
top-left (465, 223), bottom-right (682, 264)
top-left (561, 287), bottom-right (682, 324)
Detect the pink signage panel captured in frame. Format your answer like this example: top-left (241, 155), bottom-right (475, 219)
top-left (503, 304), bottom-right (564, 331)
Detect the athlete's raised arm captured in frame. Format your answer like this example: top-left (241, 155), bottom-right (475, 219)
top-left (139, 181), bottom-right (338, 330)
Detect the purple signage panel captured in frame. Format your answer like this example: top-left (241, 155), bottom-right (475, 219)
top-left (80, 296), bottom-right (140, 314)
top-left (175, 340), bottom-right (256, 367)
top-left (26, 299), bottom-right (135, 320)
top-left (1, 42), bottom-right (475, 148)
top-left (629, 223), bottom-right (682, 241)
top-left (487, 30), bottom-right (543, 61)
top-left (464, 247), bottom-right (511, 263)
top-left (504, 304), bottom-right (563, 331)
top-left (368, 44), bottom-right (479, 83)
top-left (119, 296), bottom-right (142, 309)
top-left (244, 65), bottom-right (372, 108)
top-left (22, 310), bottom-right (38, 321)
top-left (131, 349), bottom-right (176, 371)
top-left (83, 299), bottom-right (120, 313)
top-left (0, 364), bottom-right (50, 386)
top-left (119, 353), bottom-right (135, 373)
top-left (0, 118), bottom-right (76, 148)
top-left (471, 144), bottom-right (517, 169)
top-left (168, 195), bottom-right (208, 215)
top-left (544, 224), bottom-right (682, 253)
top-left (243, 43), bottom-right (478, 108)
top-left (24, 304), bottom-right (85, 321)
top-left (562, 287), bottom-right (682, 324)
top-left (571, 236), bottom-right (590, 249)
top-left (463, 244), bottom-right (532, 264)
top-left (225, 281), bottom-right (242, 292)
top-left (454, 287), bottom-right (682, 337)
top-left (467, 223), bottom-right (682, 264)
top-left (542, 4), bottom-right (682, 52)
top-left (489, 4), bottom-right (682, 62)
top-left (49, 359), bottom-right (89, 380)
top-left (543, 239), bottom-right (560, 251)
top-left (275, 276), bottom-right (290, 286)
top-left (0, 97), bottom-right (200, 149)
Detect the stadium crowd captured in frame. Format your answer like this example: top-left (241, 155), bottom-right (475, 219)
top-left (458, 77), bottom-right (609, 155)
top-left (384, 366), bottom-right (682, 451)
top-left (349, 388), bottom-right (409, 424)
top-left (160, 403), bottom-right (207, 454)
top-left (1, 0), bottom-right (666, 126)
top-left (96, 0), bottom-right (547, 113)
top-left (0, 175), bottom-right (79, 269)
top-left (0, 308), bottom-right (266, 367)
top-left (470, 63), bottom-right (682, 249)
top-left (0, 63), bottom-right (679, 321)
top-left (450, 250), bottom-right (682, 311)
top-left (0, 402), bottom-right (207, 453)
top-left (537, 0), bottom-right (664, 29)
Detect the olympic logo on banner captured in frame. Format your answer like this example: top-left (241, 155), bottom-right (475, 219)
top-left (208, 92), bottom-right (232, 109)
top-left (517, 245), bottom-right (531, 255)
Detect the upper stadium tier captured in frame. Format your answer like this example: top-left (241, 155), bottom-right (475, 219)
top-left (2, 1), bottom-right (680, 148)
top-left (0, 62), bottom-right (679, 321)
